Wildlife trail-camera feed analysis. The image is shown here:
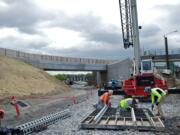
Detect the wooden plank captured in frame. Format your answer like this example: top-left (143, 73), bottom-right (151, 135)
top-left (84, 117), bottom-right (93, 124)
top-left (115, 116), bottom-right (117, 125)
top-left (124, 117), bottom-right (126, 125)
top-left (143, 109), bottom-right (155, 127)
top-left (105, 117), bottom-right (110, 124)
top-left (140, 118), bottom-right (144, 126)
top-left (108, 120), bottom-right (116, 125)
top-left (157, 117), bottom-right (165, 128)
top-left (126, 120), bottom-right (133, 126)
top-left (87, 116), bottom-right (94, 124)
top-left (152, 117), bottom-right (165, 127)
top-left (117, 120), bottom-right (125, 125)
top-left (136, 120), bottom-right (142, 126)
top-left (142, 121), bottom-right (151, 127)
top-left (150, 117), bottom-right (156, 127)
top-left (99, 120), bottom-right (107, 125)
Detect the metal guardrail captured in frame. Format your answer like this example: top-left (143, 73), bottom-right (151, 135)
top-left (144, 48), bottom-right (180, 56)
top-left (0, 48), bottom-right (114, 65)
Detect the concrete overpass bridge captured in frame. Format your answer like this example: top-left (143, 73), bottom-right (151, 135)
top-left (1, 48), bottom-right (179, 85)
top-left (142, 48), bottom-right (180, 78)
top-left (0, 48), bottom-right (118, 85)
top-left (142, 48), bottom-right (180, 62)
top-left (0, 48), bottom-right (114, 71)
top-left (142, 54), bottom-right (180, 62)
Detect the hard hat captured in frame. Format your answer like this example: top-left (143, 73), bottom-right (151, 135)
top-left (11, 96), bottom-right (16, 100)
top-left (144, 87), bottom-right (151, 93)
top-left (164, 89), bottom-right (168, 94)
top-left (0, 109), bottom-right (5, 119)
top-left (108, 90), bottom-right (113, 95)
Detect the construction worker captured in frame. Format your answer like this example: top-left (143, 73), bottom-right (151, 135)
top-left (144, 87), bottom-right (167, 117)
top-left (96, 90), bottom-right (113, 109)
top-left (119, 98), bottom-right (139, 111)
top-left (0, 109), bottom-right (5, 127)
top-left (10, 96), bottom-right (20, 117)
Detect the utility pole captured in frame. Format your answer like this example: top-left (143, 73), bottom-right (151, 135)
top-left (164, 36), bottom-right (169, 69)
top-left (164, 30), bottom-right (178, 70)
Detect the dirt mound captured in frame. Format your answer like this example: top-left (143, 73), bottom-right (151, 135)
top-left (0, 56), bottom-right (70, 96)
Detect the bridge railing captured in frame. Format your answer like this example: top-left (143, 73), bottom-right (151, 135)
top-left (0, 48), bottom-right (114, 65)
top-left (144, 48), bottom-right (180, 56)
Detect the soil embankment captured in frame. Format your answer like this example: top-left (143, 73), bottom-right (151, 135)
top-left (0, 56), bottom-right (69, 96)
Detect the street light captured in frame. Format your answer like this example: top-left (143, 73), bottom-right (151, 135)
top-left (164, 30), bottom-right (178, 69)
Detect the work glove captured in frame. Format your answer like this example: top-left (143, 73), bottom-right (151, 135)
top-left (151, 104), bottom-right (154, 111)
top-left (156, 102), bottom-right (159, 106)
top-left (108, 102), bottom-right (111, 107)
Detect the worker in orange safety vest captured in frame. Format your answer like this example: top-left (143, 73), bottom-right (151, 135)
top-left (0, 109), bottom-right (5, 127)
top-left (10, 96), bottom-right (20, 117)
top-left (96, 90), bottom-right (113, 109)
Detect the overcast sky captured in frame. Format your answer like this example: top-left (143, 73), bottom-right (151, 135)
top-left (0, 0), bottom-right (179, 60)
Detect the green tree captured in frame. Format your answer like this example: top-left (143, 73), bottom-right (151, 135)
top-left (55, 74), bottom-right (67, 81)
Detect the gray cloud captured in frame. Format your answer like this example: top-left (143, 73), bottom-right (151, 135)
top-left (140, 24), bottom-right (161, 38)
top-left (152, 3), bottom-right (180, 35)
top-left (0, 36), bottom-right (50, 52)
top-left (42, 45), bottom-right (133, 60)
top-left (154, 3), bottom-right (180, 26)
top-left (50, 13), bottom-right (122, 45)
top-left (144, 3), bottom-right (180, 51)
top-left (0, 0), bottom-right (179, 61)
top-left (0, 0), bottom-right (53, 34)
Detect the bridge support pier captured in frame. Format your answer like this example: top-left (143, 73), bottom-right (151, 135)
top-left (93, 71), bottom-right (107, 88)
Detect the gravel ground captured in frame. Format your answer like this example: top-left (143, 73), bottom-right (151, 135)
top-left (34, 93), bottom-right (180, 135)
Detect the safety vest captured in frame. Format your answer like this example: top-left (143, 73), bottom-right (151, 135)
top-left (151, 88), bottom-right (166, 104)
top-left (100, 92), bottom-right (110, 104)
top-left (119, 98), bottom-right (132, 109)
top-left (0, 109), bottom-right (5, 119)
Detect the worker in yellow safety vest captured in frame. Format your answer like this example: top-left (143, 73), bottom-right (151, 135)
top-left (119, 98), bottom-right (139, 110)
top-left (144, 87), bottom-right (167, 117)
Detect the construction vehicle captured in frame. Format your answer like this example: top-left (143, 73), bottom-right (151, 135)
top-left (99, 0), bottom-right (167, 97)
top-left (119, 0), bottom-right (167, 97)
top-left (103, 79), bottom-right (122, 90)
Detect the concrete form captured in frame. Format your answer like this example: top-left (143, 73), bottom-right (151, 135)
top-left (80, 107), bottom-right (165, 131)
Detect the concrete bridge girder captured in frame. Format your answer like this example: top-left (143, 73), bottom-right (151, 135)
top-left (24, 59), bottom-right (107, 71)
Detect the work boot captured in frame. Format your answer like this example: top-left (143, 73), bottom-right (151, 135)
top-left (156, 112), bottom-right (160, 116)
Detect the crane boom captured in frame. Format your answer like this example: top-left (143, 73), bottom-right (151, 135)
top-left (119, 0), bottom-right (141, 74)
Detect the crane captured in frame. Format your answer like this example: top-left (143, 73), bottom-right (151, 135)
top-left (119, 0), bottom-right (141, 74)
top-left (97, 0), bottom-right (180, 98)
top-left (118, 0), bottom-right (167, 97)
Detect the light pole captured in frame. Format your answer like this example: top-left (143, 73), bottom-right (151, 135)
top-left (164, 30), bottom-right (178, 69)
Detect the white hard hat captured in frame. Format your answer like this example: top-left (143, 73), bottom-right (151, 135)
top-left (108, 90), bottom-right (113, 94)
